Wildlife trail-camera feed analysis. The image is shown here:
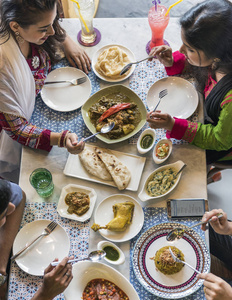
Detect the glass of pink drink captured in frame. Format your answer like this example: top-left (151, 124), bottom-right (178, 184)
top-left (148, 5), bottom-right (170, 52)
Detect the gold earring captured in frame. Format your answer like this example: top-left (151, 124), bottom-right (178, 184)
top-left (211, 58), bottom-right (221, 70)
top-left (15, 31), bottom-right (24, 44)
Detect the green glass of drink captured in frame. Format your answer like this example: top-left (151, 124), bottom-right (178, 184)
top-left (29, 168), bottom-right (54, 198)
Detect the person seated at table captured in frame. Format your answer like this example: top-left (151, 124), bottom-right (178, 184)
top-left (147, 0), bottom-right (232, 181)
top-left (0, 0), bottom-right (88, 177)
top-left (198, 209), bottom-right (232, 300)
top-left (0, 179), bottom-right (26, 299)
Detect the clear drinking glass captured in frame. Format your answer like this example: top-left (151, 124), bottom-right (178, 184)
top-left (148, 5), bottom-right (170, 52)
top-left (29, 168), bottom-right (54, 198)
top-left (74, 0), bottom-right (96, 44)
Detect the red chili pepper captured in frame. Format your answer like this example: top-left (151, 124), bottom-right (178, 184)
top-left (98, 103), bottom-right (131, 123)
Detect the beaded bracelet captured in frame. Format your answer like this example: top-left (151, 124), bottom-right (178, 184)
top-left (58, 130), bottom-right (70, 147)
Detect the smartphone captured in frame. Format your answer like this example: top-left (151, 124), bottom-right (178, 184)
top-left (167, 198), bottom-right (208, 219)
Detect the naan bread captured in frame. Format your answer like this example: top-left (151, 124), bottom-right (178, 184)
top-left (79, 148), bottom-right (112, 181)
top-left (94, 147), bottom-right (131, 190)
top-left (95, 46), bottom-right (130, 79)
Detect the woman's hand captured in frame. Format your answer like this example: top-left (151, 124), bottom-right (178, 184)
top-left (146, 111), bottom-right (175, 131)
top-left (201, 209), bottom-right (232, 235)
top-left (32, 257), bottom-right (73, 300)
top-left (63, 35), bottom-right (91, 74)
top-left (197, 273), bottom-right (232, 300)
top-left (65, 133), bottom-right (85, 154)
top-left (149, 46), bottom-right (173, 67)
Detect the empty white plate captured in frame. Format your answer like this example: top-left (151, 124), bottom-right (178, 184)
top-left (41, 67), bottom-right (91, 112)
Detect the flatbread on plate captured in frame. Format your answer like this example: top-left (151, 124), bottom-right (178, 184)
top-left (79, 148), bottom-right (112, 181)
top-left (94, 147), bottom-right (131, 190)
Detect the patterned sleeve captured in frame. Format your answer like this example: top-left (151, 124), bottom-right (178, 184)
top-left (166, 91), bottom-right (232, 151)
top-left (0, 112), bottom-right (52, 152)
top-left (165, 51), bottom-right (186, 76)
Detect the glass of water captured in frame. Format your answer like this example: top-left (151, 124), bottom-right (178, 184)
top-left (29, 168), bottom-right (54, 198)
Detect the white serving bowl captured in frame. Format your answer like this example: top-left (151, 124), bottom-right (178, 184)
top-left (97, 240), bottom-right (125, 265)
top-left (137, 128), bottom-right (156, 154)
top-left (138, 160), bottom-right (185, 202)
top-left (57, 184), bottom-right (97, 222)
top-left (153, 138), bottom-right (172, 164)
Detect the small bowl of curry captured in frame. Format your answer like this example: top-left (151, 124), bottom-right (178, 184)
top-left (137, 128), bottom-right (156, 154)
top-left (57, 184), bottom-right (97, 222)
top-left (97, 240), bottom-right (125, 265)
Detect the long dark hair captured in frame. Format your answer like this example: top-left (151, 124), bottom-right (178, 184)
top-left (0, 180), bottom-right (11, 214)
top-left (180, 0), bottom-right (232, 91)
top-left (0, 0), bottom-right (66, 62)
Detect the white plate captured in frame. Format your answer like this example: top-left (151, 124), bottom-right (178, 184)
top-left (13, 220), bottom-right (70, 276)
top-left (92, 44), bottom-right (136, 82)
top-left (93, 194), bottom-right (144, 242)
top-left (138, 160), bottom-right (185, 201)
top-left (64, 261), bottom-right (140, 300)
top-left (64, 145), bottom-right (146, 191)
top-left (41, 67), bottom-right (91, 112)
top-left (132, 223), bottom-right (210, 298)
top-left (147, 77), bottom-right (198, 118)
top-left (57, 184), bottom-right (97, 222)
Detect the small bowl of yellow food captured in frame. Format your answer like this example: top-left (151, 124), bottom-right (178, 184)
top-left (153, 138), bottom-right (172, 164)
top-left (137, 128), bottom-right (156, 155)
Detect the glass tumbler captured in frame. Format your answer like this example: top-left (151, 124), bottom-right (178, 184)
top-left (148, 5), bottom-right (170, 52)
top-left (29, 168), bottom-right (54, 198)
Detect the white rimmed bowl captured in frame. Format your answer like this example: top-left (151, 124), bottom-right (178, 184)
top-left (153, 139), bottom-right (172, 164)
top-left (137, 128), bottom-right (156, 154)
top-left (138, 160), bottom-right (185, 202)
top-left (57, 184), bottom-right (97, 222)
top-left (97, 240), bottom-right (125, 265)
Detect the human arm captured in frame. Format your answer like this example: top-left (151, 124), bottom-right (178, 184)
top-left (31, 257), bottom-right (73, 300)
top-left (62, 35), bottom-right (91, 74)
top-left (197, 273), bottom-right (232, 300)
top-left (201, 209), bottom-right (232, 235)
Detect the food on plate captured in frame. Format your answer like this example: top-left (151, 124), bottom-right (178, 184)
top-left (88, 92), bottom-right (141, 140)
top-left (83, 278), bottom-right (129, 299)
top-left (103, 245), bottom-right (120, 261)
top-left (140, 134), bottom-right (154, 149)
top-left (65, 191), bottom-right (90, 216)
top-left (95, 147), bottom-right (131, 190)
top-left (91, 201), bottom-right (135, 232)
top-left (146, 167), bottom-right (177, 197)
top-left (95, 46), bottom-right (130, 79)
top-left (79, 148), bottom-right (112, 181)
top-left (150, 246), bottom-right (185, 275)
top-left (156, 143), bottom-right (169, 158)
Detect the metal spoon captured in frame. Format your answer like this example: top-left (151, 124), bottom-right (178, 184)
top-left (120, 56), bottom-right (154, 76)
top-left (83, 122), bottom-right (115, 142)
top-left (166, 213), bottom-right (223, 242)
top-left (175, 163), bottom-right (187, 178)
top-left (51, 250), bottom-right (106, 266)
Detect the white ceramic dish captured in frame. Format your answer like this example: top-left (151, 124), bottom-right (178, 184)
top-left (41, 67), bottom-right (91, 112)
top-left (137, 128), bottom-right (156, 154)
top-left (132, 223), bottom-right (210, 299)
top-left (64, 144), bottom-right (146, 192)
top-left (92, 44), bottom-right (136, 82)
top-left (13, 220), bottom-right (70, 276)
top-left (64, 261), bottom-right (140, 300)
top-left (97, 240), bottom-right (125, 265)
top-left (153, 138), bottom-right (172, 164)
top-left (57, 184), bottom-right (97, 222)
top-left (93, 194), bottom-right (144, 242)
top-left (138, 160), bottom-right (185, 202)
top-left (147, 77), bottom-right (198, 118)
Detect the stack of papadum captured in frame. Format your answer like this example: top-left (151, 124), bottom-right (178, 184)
top-left (79, 146), bottom-right (131, 190)
top-left (95, 46), bottom-right (130, 79)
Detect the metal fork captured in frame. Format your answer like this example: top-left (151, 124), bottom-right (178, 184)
top-left (152, 89), bottom-right (168, 113)
top-left (44, 77), bottom-right (87, 86)
top-left (11, 221), bottom-right (58, 261)
top-left (169, 247), bottom-right (201, 274)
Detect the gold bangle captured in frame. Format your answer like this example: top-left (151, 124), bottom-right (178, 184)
top-left (57, 131), bottom-right (63, 147)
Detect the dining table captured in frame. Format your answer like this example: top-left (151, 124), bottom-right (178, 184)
top-left (8, 17), bottom-right (208, 300)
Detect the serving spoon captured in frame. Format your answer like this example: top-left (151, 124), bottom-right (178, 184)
top-left (83, 122), bottom-right (115, 142)
top-left (51, 250), bottom-right (106, 266)
top-left (166, 212), bottom-right (223, 242)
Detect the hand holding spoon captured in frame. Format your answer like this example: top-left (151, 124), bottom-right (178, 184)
top-left (51, 250), bottom-right (106, 266)
top-left (83, 122), bottom-right (115, 142)
top-left (166, 213), bottom-right (223, 242)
